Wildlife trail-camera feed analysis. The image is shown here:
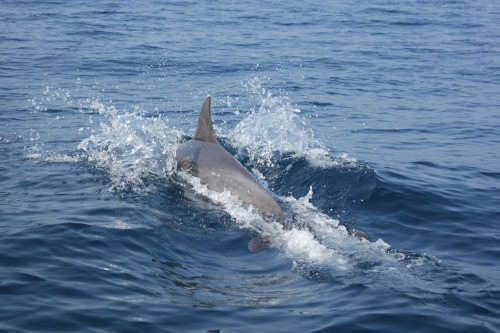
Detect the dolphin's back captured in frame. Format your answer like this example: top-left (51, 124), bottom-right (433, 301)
top-left (177, 140), bottom-right (283, 217)
top-left (175, 97), bottom-right (284, 218)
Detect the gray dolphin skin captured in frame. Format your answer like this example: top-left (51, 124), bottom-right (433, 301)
top-left (176, 97), bottom-right (367, 252)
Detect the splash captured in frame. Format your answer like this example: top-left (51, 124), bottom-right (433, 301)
top-left (27, 86), bottom-right (182, 193)
top-left (181, 169), bottom-right (439, 287)
top-left (76, 98), bottom-right (182, 192)
top-left (26, 81), bottom-right (438, 281)
top-left (180, 170), bottom-right (396, 273)
top-left (229, 77), bottom-right (358, 169)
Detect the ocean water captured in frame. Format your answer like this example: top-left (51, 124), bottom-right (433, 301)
top-left (1, 0), bottom-right (499, 332)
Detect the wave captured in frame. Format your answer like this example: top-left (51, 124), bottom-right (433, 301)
top-left (229, 77), bottom-right (359, 169)
top-left (26, 77), bottom-right (443, 287)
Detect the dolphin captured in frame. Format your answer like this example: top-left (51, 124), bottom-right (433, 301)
top-left (176, 97), bottom-right (283, 251)
top-left (176, 97), bottom-right (367, 252)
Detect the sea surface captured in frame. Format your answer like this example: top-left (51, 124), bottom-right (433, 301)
top-left (1, 0), bottom-right (499, 332)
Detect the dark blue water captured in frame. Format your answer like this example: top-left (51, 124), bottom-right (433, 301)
top-left (1, 0), bottom-right (499, 332)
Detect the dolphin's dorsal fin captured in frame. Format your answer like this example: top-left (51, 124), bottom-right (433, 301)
top-left (193, 97), bottom-right (218, 143)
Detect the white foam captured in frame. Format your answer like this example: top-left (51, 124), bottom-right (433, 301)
top-left (228, 77), bottom-right (359, 169)
top-left (28, 87), bottom-right (182, 194)
top-left (27, 152), bottom-right (85, 164)
top-left (109, 219), bottom-right (136, 230)
top-left (76, 98), bottom-right (182, 192)
top-left (275, 188), bottom-right (397, 271)
top-left (178, 171), bottom-right (397, 272)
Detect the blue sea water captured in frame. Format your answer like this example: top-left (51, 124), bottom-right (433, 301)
top-left (1, 0), bottom-right (500, 332)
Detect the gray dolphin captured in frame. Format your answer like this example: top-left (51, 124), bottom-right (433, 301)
top-left (176, 97), bottom-right (367, 252)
